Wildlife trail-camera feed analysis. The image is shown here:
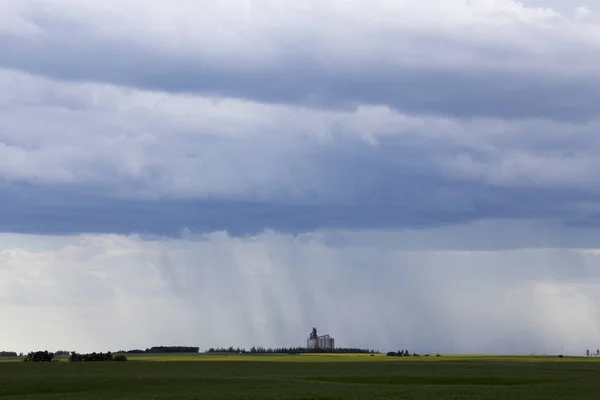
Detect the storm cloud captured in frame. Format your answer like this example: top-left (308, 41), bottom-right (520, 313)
top-left (1, 0), bottom-right (600, 354)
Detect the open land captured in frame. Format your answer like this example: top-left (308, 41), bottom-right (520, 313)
top-left (1, 353), bottom-right (599, 399)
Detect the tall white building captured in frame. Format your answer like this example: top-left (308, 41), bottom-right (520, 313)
top-left (306, 327), bottom-right (335, 351)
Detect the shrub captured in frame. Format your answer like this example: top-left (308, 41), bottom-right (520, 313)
top-left (114, 355), bottom-right (128, 362)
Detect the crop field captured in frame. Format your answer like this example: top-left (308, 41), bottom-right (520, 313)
top-left (1, 353), bottom-right (599, 399)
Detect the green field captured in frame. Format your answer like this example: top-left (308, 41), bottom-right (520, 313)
top-left (1, 353), bottom-right (599, 399)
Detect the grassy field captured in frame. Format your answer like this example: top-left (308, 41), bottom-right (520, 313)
top-left (1, 353), bottom-right (599, 399)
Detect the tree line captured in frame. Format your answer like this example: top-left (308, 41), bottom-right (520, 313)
top-left (4, 345), bottom-right (382, 360)
top-left (386, 350), bottom-right (441, 357)
top-left (70, 352), bottom-right (127, 362)
top-left (21, 351), bottom-right (128, 362)
top-left (1, 350), bottom-right (68, 358)
top-left (118, 346), bottom-right (200, 354)
top-left (206, 346), bottom-right (378, 354)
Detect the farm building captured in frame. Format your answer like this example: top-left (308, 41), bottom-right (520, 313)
top-left (306, 327), bottom-right (335, 351)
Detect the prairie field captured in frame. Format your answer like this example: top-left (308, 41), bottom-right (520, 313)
top-left (0, 353), bottom-right (598, 399)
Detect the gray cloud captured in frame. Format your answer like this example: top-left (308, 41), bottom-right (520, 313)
top-left (1, 1), bottom-right (600, 120)
top-left (1, 181), bottom-right (599, 238)
top-left (2, 68), bottom-right (600, 236)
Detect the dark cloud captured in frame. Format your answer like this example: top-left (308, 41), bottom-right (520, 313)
top-left (2, 39), bottom-right (598, 121)
top-left (2, 73), bottom-right (600, 239)
top-left (1, 1), bottom-right (600, 120)
top-left (2, 179), bottom-right (599, 246)
top-left (1, 93), bottom-right (600, 239)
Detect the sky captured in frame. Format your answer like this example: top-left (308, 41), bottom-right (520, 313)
top-left (1, 0), bottom-right (600, 355)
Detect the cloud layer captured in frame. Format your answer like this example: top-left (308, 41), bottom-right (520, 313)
top-left (2, 1), bottom-right (600, 120)
top-left (2, 65), bottom-right (600, 235)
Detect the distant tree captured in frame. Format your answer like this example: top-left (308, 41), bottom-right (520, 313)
top-left (120, 346), bottom-right (200, 354)
top-left (25, 351), bottom-right (54, 362)
top-left (0, 351), bottom-right (18, 357)
top-left (146, 346), bottom-right (200, 354)
top-left (69, 351), bottom-right (115, 362)
top-left (124, 349), bottom-right (145, 354)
